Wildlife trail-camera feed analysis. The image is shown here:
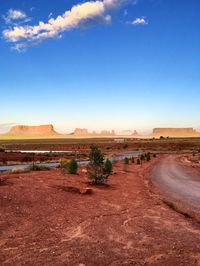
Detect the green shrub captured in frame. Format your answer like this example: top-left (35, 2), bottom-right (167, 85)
top-left (131, 157), bottom-right (135, 163)
top-left (60, 159), bottom-right (69, 170)
top-left (67, 159), bottom-right (78, 174)
top-left (60, 159), bottom-right (78, 174)
top-left (124, 157), bottom-right (129, 164)
top-left (146, 153), bottom-right (151, 161)
top-left (104, 159), bottom-right (113, 175)
top-left (87, 146), bottom-right (109, 184)
top-left (140, 154), bottom-right (145, 161)
top-left (137, 158), bottom-right (141, 165)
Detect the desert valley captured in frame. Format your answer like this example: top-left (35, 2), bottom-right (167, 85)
top-left (1, 0), bottom-right (200, 265)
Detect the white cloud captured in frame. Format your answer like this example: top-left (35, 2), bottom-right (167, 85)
top-left (48, 12), bottom-right (53, 19)
top-left (3, 9), bottom-right (27, 24)
top-left (3, 0), bottom-right (122, 50)
top-left (131, 17), bottom-right (148, 26)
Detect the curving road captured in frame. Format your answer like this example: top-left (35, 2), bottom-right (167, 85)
top-left (151, 155), bottom-right (200, 213)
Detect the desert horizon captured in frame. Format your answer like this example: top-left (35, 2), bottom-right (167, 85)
top-left (1, 123), bottom-right (200, 139)
top-left (1, 0), bottom-right (200, 265)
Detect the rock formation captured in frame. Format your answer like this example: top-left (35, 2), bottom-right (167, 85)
top-left (152, 128), bottom-right (200, 137)
top-left (9, 124), bottom-right (57, 136)
top-left (132, 130), bottom-right (138, 136)
top-left (100, 130), bottom-right (116, 136)
top-left (74, 128), bottom-right (89, 135)
top-left (73, 128), bottom-right (116, 136)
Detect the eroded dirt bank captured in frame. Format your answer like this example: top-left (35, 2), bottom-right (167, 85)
top-left (1, 158), bottom-right (200, 265)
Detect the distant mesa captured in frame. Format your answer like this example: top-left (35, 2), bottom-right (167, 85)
top-left (100, 130), bottom-right (115, 136)
top-left (74, 128), bottom-right (89, 135)
top-left (3, 125), bottom-right (200, 139)
top-left (152, 128), bottom-right (200, 137)
top-left (132, 130), bottom-right (138, 136)
top-left (9, 124), bottom-right (58, 136)
top-left (73, 128), bottom-right (115, 136)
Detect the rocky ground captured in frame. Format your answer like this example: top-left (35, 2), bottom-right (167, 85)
top-left (1, 156), bottom-right (200, 265)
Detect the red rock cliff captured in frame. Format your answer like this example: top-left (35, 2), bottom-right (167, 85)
top-left (9, 124), bottom-right (57, 136)
top-left (153, 128), bottom-right (200, 137)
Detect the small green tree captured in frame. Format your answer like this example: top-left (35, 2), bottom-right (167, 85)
top-left (87, 146), bottom-right (108, 184)
top-left (137, 158), bottom-right (141, 165)
top-left (68, 159), bottom-right (78, 174)
top-left (140, 154), bottom-right (145, 161)
top-left (104, 159), bottom-right (113, 175)
top-left (146, 152), bottom-right (151, 161)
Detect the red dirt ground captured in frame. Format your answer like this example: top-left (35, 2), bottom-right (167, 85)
top-left (1, 157), bottom-right (200, 265)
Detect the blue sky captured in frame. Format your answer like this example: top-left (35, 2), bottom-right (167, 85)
top-left (0, 0), bottom-right (200, 133)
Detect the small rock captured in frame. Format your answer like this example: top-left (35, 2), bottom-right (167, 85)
top-left (79, 188), bottom-right (92, 195)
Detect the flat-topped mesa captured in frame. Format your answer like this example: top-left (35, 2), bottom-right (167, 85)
top-left (9, 124), bottom-right (57, 136)
top-left (153, 128), bottom-right (200, 137)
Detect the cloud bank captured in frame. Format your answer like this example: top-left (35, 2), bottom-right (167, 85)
top-left (3, 0), bottom-right (123, 50)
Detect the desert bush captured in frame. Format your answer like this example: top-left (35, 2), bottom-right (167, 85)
top-left (60, 159), bottom-right (78, 174)
top-left (0, 146), bottom-right (5, 152)
top-left (146, 152), bottom-right (151, 161)
top-left (124, 157), bottom-right (129, 164)
top-left (31, 165), bottom-right (51, 171)
top-left (67, 159), bottom-right (78, 174)
top-left (104, 159), bottom-right (113, 175)
top-left (137, 158), bottom-right (141, 165)
top-left (153, 154), bottom-right (157, 158)
top-left (87, 146), bottom-right (109, 184)
top-left (60, 159), bottom-right (69, 171)
top-left (123, 157), bottom-right (129, 171)
top-left (123, 144), bottom-right (129, 149)
top-left (11, 167), bottom-right (31, 174)
top-left (140, 154), bottom-right (145, 161)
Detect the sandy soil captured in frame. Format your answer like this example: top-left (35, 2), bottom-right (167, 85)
top-left (1, 157), bottom-right (200, 265)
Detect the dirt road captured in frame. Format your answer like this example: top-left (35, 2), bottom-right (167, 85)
top-left (151, 155), bottom-right (200, 217)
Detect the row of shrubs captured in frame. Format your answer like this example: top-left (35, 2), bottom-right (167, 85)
top-left (2, 146), bottom-right (157, 185)
top-left (123, 152), bottom-right (156, 165)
